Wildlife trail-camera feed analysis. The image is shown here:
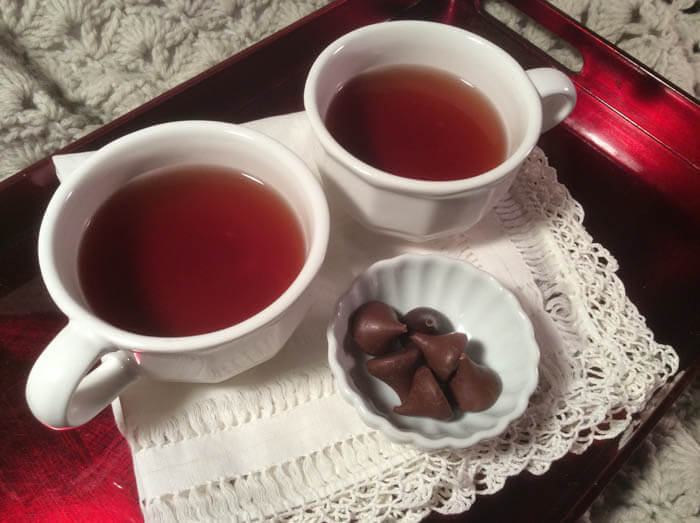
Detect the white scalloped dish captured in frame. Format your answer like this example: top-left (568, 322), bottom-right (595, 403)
top-left (327, 253), bottom-right (540, 450)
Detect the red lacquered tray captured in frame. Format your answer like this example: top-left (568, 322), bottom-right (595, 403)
top-left (1, 1), bottom-right (698, 521)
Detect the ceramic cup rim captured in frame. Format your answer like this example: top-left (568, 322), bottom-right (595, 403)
top-left (38, 120), bottom-right (330, 353)
top-left (303, 20), bottom-right (543, 196)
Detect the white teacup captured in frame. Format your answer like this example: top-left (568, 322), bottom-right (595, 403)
top-left (26, 122), bottom-right (330, 429)
top-left (304, 21), bottom-right (576, 241)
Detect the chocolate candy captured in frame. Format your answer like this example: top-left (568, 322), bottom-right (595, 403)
top-left (449, 354), bottom-right (502, 412)
top-left (350, 300), bottom-right (501, 421)
top-left (366, 345), bottom-right (422, 401)
top-left (410, 332), bottom-right (466, 382)
top-left (403, 306), bottom-right (453, 335)
top-left (351, 301), bottom-right (407, 355)
top-left (393, 366), bottom-right (452, 420)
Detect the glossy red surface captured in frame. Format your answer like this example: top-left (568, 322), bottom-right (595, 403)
top-left (1, 1), bottom-right (698, 521)
top-left (0, 312), bottom-right (141, 522)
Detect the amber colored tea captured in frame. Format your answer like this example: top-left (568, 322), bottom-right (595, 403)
top-left (324, 65), bottom-right (507, 181)
top-left (78, 165), bottom-right (305, 337)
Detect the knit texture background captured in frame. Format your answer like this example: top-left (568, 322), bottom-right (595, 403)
top-left (0, 0), bottom-right (698, 521)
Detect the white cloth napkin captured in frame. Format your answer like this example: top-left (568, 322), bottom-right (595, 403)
top-left (53, 113), bottom-right (678, 522)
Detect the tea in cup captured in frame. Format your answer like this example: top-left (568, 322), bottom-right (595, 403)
top-left (304, 20), bottom-right (576, 241)
top-left (26, 121), bottom-right (330, 428)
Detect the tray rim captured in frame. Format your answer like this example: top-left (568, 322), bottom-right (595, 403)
top-left (1, 0), bottom-right (698, 521)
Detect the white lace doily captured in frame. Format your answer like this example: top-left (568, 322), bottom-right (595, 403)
top-left (58, 113), bottom-right (676, 522)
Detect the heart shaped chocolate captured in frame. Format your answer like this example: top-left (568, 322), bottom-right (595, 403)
top-left (410, 332), bottom-right (466, 382)
top-left (393, 366), bottom-right (452, 420)
top-left (366, 344), bottom-right (423, 401)
top-left (448, 354), bottom-right (502, 412)
top-left (351, 301), bottom-right (406, 356)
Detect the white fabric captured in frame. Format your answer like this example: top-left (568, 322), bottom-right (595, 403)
top-left (129, 396), bottom-right (367, 501)
top-left (54, 112), bottom-right (679, 522)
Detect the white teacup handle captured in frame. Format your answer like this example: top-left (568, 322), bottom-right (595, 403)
top-left (25, 322), bottom-right (140, 428)
top-left (526, 67), bottom-right (577, 133)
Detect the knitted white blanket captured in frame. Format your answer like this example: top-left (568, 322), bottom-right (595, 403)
top-left (1, 1), bottom-right (698, 521)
